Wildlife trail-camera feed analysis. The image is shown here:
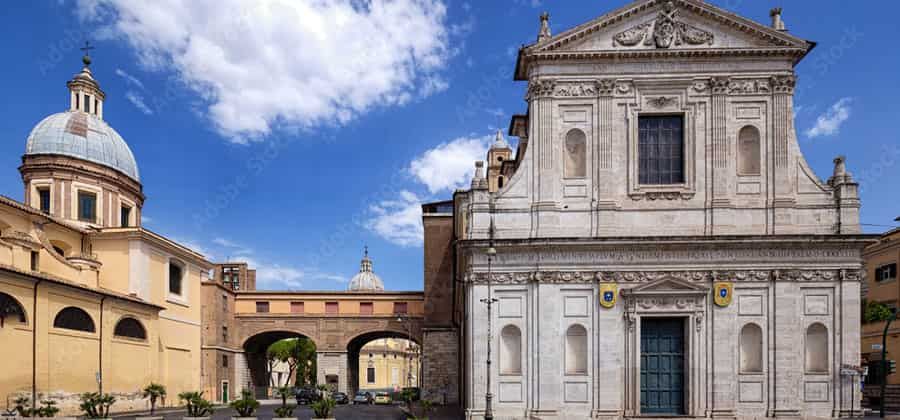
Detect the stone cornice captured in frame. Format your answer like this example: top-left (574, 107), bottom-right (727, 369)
top-left (464, 268), bottom-right (862, 285)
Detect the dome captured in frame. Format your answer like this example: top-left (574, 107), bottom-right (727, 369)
top-left (348, 249), bottom-right (384, 292)
top-left (25, 111), bottom-right (140, 181)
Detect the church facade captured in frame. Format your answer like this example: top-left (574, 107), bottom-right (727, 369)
top-left (446, 1), bottom-right (875, 418)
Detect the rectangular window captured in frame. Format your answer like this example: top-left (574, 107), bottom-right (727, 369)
top-left (120, 206), bottom-right (131, 227)
top-left (256, 301), bottom-right (270, 313)
top-left (291, 302), bottom-right (304, 314)
top-left (325, 302), bottom-right (339, 314)
top-left (30, 251), bottom-right (39, 271)
top-left (367, 367), bottom-right (376, 384)
top-left (360, 302), bottom-right (373, 315)
top-left (222, 326), bottom-right (228, 342)
top-left (222, 355), bottom-right (229, 368)
top-left (393, 302), bottom-right (408, 314)
top-left (77, 191), bottom-right (97, 222)
top-left (38, 188), bottom-right (51, 214)
top-left (638, 115), bottom-right (685, 185)
top-left (223, 267), bottom-right (240, 290)
top-left (84, 95), bottom-right (91, 114)
top-left (222, 295), bottom-right (228, 312)
top-left (168, 263), bottom-right (183, 295)
top-left (876, 264), bottom-right (898, 283)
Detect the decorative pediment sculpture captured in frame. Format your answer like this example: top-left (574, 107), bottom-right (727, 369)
top-left (613, 1), bottom-right (714, 48)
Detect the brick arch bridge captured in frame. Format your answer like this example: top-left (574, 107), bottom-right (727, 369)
top-left (230, 290), bottom-right (424, 395)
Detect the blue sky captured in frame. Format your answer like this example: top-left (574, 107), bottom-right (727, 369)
top-left (0, 1), bottom-right (897, 291)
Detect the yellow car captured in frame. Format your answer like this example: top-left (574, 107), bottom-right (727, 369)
top-left (373, 392), bottom-right (392, 405)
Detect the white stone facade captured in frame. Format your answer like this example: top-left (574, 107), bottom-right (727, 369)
top-left (457, 1), bottom-right (873, 418)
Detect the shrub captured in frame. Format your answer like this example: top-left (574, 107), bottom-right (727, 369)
top-left (229, 390), bottom-right (260, 417)
top-left (79, 392), bottom-right (115, 418)
top-left (13, 396), bottom-right (33, 417)
top-left (274, 404), bottom-right (296, 418)
top-left (37, 400), bottom-right (60, 417)
top-left (311, 396), bottom-right (335, 419)
top-left (178, 391), bottom-right (214, 417)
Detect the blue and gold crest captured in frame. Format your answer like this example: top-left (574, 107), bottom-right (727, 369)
top-left (599, 283), bottom-right (617, 309)
top-left (713, 282), bottom-right (733, 307)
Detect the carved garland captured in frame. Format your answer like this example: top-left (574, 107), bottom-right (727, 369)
top-left (465, 269), bottom-right (858, 285)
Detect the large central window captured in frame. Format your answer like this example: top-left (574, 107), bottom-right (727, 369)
top-left (639, 116), bottom-right (685, 185)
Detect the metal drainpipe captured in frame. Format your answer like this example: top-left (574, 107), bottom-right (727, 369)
top-left (32, 279), bottom-right (43, 412)
top-left (99, 296), bottom-right (106, 394)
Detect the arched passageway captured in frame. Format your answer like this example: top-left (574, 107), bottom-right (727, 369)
top-left (243, 331), bottom-right (317, 399)
top-left (346, 330), bottom-right (421, 397)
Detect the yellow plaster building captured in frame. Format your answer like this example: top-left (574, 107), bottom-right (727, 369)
top-left (357, 338), bottom-right (420, 392)
top-left (0, 53), bottom-right (210, 414)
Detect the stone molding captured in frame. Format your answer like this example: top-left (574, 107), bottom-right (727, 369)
top-left (526, 74), bottom-right (792, 100)
top-left (612, 1), bottom-right (715, 49)
top-left (464, 269), bottom-right (861, 285)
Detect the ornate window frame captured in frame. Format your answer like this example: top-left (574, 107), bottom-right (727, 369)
top-left (627, 90), bottom-right (697, 201)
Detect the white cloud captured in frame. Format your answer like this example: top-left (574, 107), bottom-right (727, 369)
top-left (408, 134), bottom-right (491, 194)
top-left (366, 190), bottom-right (424, 247)
top-left (805, 98), bottom-right (853, 138)
top-left (169, 236), bottom-right (212, 259)
top-left (124, 91), bottom-right (153, 114)
top-left (115, 68), bottom-right (145, 89)
top-left (78, 0), bottom-right (454, 142)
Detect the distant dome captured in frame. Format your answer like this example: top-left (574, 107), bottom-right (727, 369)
top-left (25, 111), bottom-right (140, 181)
top-left (348, 248), bottom-right (384, 292)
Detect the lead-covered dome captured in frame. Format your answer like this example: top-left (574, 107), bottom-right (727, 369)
top-left (25, 111), bottom-right (140, 181)
top-left (348, 249), bottom-right (384, 292)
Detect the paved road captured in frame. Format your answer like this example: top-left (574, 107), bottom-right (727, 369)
top-left (114, 402), bottom-right (405, 420)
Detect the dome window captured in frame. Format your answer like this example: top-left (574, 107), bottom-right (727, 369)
top-left (77, 191), bottom-right (97, 223)
top-left (38, 188), bottom-right (51, 214)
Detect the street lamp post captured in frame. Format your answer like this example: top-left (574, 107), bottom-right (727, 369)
top-left (481, 245), bottom-right (498, 420)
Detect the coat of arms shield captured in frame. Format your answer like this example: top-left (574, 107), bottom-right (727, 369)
top-left (599, 283), bottom-right (617, 309)
top-left (713, 282), bottom-right (733, 307)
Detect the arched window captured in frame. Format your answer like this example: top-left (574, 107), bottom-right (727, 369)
top-left (53, 307), bottom-right (95, 333)
top-left (500, 325), bottom-right (522, 375)
top-left (0, 292), bottom-right (27, 327)
top-left (739, 323), bottom-right (763, 373)
top-left (564, 129), bottom-right (587, 178)
top-left (113, 317), bottom-right (147, 340)
top-left (565, 324), bottom-right (588, 375)
top-left (50, 240), bottom-right (72, 257)
top-left (738, 126), bottom-right (761, 175)
top-left (805, 323), bottom-right (828, 373)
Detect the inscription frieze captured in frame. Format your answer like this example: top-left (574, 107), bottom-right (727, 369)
top-left (465, 269), bottom-right (859, 284)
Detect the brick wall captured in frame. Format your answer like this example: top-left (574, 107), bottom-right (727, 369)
top-left (422, 328), bottom-right (459, 405)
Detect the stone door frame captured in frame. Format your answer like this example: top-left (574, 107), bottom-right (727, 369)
top-left (622, 278), bottom-right (708, 417)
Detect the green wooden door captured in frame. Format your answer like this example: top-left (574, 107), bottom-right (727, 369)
top-left (640, 318), bottom-right (685, 414)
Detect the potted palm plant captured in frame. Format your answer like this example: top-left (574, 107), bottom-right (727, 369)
top-left (228, 390), bottom-right (259, 420)
top-left (78, 392), bottom-right (115, 420)
top-left (137, 382), bottom-right (167, 420)
top-left (272, 387), bottom-right (296, 420)
top-left (310, 395), bottom-right (336, 420)
top-left (178, 391), bottom-right (214, 420)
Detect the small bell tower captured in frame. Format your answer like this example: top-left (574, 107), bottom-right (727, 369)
top-left (487, 130), bottom-right (512, 192)
top-left (67, 42), bottom-right (106, 119)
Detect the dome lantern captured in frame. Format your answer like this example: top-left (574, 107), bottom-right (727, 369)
top-left (348, 247), bottom-right (385, 292)
top-left (67, 41), bottom-right (105, 119)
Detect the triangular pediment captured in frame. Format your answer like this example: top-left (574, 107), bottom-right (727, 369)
top-left (526, 0), bottom-right (811, 56)
top-left (629, 277), bottom-right (706, 293)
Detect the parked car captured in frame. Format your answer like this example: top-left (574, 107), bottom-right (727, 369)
top-left (331, 391), bottom-right (349, 404)
top-left (374, 391), bottom-right (392, 405)
top-left (353, 391), bottom-right (373, 405)
top-left (295, 388), bottom-right (320, 405)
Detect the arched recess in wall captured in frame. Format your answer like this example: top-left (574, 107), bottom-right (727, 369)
top-left (805, 323), bottom-right (828, 373)
top-left (565, 324), bottom-right (588, 375)
top-left (53, 306), bottom-right (95, 333)
top-left (564, 129), bottom-right (587, 178)
top-left (0, 292), bottom-right (27, 327)
top-left (113, 316), bottom-right (147, 340)
top-left (500, 325), bottom-right (522, 375)
top-left (498, 176), bottom-right (505, 189)
top-left (739, 323), bottom-right (763, 373)
top-left (738, 125), bottom-right (761, 175)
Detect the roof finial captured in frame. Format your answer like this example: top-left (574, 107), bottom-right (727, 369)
top-left (537, 12), bottom-right (551, 43)
top-left (80, 41), bottom-right (95, 67)
top-left (770, 7), bottom-right (786, 31)
top-left (364, 245), bottom-right (369, 258)
top-left (491, 129), bottom-right (509, 150)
